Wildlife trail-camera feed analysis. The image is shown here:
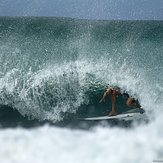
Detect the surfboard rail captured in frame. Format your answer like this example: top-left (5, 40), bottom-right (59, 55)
top-left (78, 108), bottom-right (145, 121)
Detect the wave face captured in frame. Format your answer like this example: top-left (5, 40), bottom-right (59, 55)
top-left (0, 17), bottom-right (163, 122)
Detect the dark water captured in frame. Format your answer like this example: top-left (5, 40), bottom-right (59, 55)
top-left (0, 17), bottom-right (162, 128)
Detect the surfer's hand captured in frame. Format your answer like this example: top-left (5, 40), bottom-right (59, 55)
top-left (99, 98), bottom-right (105, 103)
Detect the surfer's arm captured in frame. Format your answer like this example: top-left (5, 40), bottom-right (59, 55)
top-left (99, 88), bottom-right (112, 103)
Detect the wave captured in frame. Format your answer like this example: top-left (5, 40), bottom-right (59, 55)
top-left (0, 17), bottom-right (163, 123)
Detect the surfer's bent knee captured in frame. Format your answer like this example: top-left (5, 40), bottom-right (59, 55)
top-left (126, 97), bottom-right (134, 106)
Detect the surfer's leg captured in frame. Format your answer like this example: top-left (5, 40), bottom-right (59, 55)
top-left (108, 90), bottom-right (117, 116)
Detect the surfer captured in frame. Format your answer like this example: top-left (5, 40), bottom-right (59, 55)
top-left (99, 86), bottom-right (141, 116)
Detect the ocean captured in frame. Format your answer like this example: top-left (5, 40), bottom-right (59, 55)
top-left (0, 17), bottom-right (163, 163)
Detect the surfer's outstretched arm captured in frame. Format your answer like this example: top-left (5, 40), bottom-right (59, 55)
top-left (99, 87), bottom-right (112, 103)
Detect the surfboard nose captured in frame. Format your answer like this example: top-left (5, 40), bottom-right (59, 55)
top-left (140, 108), bottom-right (145, 114)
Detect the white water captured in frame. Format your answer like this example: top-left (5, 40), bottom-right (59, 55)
top-left (1, 60), bottom-right (163, 163)
top-left (0, 116), bottom-right (163, 163)
top-left (0, 57), bottom-right (163, 163)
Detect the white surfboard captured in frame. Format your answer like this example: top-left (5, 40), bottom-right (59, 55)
top-left (79, 108), bottom-right (145, 121)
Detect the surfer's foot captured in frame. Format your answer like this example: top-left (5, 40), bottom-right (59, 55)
top-left (108, 111), bottom-right (117, 116)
